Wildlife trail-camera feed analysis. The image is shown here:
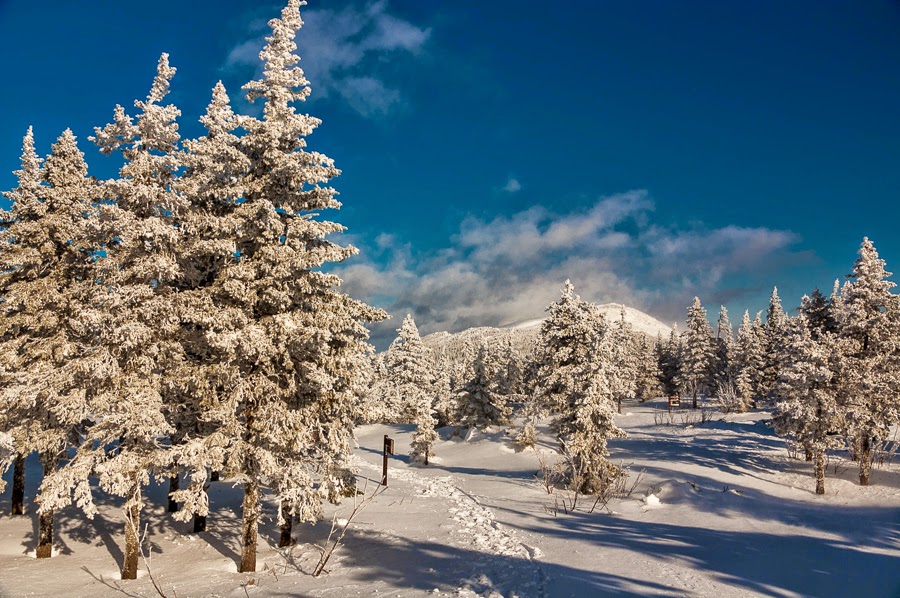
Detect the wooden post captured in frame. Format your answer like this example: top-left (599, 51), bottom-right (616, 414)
top-left (382, 435), bottom-right (394, 486)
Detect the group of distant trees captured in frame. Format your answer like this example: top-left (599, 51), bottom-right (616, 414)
top-left (0, 0), bottom-right (383, 579)
top-left (369, 239), bottom-right (899, 499)
top-left (654, 239), bottom-right (899, 494)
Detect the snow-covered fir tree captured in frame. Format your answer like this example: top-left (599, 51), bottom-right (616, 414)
top-left (657, 326), bottom-right (681, 397)
top-left (532, 281), bottom-right (625, 492)
top-left (635, 334), bottom-right (663, 402)
top-left (410, 392), bottom-right (438, 465)
top-left (772, 315), bottom-right (844, 494)
top-left (184, 1), bottom-right (384, 571)
top-left (799, 288), bottom-right (834, 337)
top-left (609, 309), bottom-right (639, 414)
top-left (734, 310), bottom-right (764, 409)
top-left (759, 287), bottom-right (789, 401)
top-left (676, 297), bottom-right (715, 408)
top-left (834, 238), bottom-right (900, 486)
top-left (163, 80), bottom-right (253, 532)
top-left (384, 314), bottom-right (431, 424)
top-left (0, 127), bottom-right (43, 519)
top-left (455, 339), bottom-right (511, 434)
top-left (0, 129), bottom-right (100, 557)
top-left (35, 55), bottom-right (184, 580)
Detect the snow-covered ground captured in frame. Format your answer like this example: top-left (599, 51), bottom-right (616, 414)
top-left (1, 399), bottom-right (898, 597)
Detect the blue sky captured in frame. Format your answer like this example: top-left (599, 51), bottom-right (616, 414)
top-left (1, 1), bottom-right (898, 344)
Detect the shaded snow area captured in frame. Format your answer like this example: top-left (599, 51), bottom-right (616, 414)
top-left (2, 399), bottom-right (899, 597)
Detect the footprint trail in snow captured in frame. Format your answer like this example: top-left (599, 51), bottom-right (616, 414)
top-left (353, 456), bottom-right (546, 597)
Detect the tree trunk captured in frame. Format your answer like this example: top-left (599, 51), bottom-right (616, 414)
top-left (193, 513), bottom-right (207, 533)
top-left (168, 475), bottom-right (179, 513)
top-left (210, 470), bottom-right (220, 482)
top-left (36, 452), bottom-right (57, 558)
top-left (804, 447), bottom-right (813, 462)
top-left (858, 434), bottom-right (872, 486)
top-left (240, 482), bottom-right (260, 572)
top-left (11, 453), bottom-right (25, 516)
top-left (278, 501), bottom-right (293, 548)
top-left (692, 390), bottom-right (698, 410)
top-left (814, 447), bottom-right (826, 495)
top-left (617, 396), bottom-right (622, 414)
top-left (121, 475), bottom-right (141, 580)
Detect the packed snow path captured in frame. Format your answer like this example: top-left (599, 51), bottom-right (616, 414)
top-left (352, 454), bottom-right (546, 597)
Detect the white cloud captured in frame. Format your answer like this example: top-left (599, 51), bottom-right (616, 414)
top-left (224, 1), bottom-right (430, 118)
top-left (337, 190), bottom-right (805, 346)
top-left (503, 177), bottom-right (522, 193)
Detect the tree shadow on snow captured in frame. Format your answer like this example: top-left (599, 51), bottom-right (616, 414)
top-left (501, 508), bottom-right (900, 598)
top-left (283, 526), bottom-right (686, 598)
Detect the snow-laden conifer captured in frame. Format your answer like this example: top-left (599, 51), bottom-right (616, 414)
top-left (532, 281), bottom-right (625, 492)
top-left (834, 238), bottom-right (900, 486)
top-left (167, 1), bottom-right (385, 571)
top-left (384, 315), bottom-right (431, 423)
top-left (0, 127), bottom-right (43, 518)
top-left (410, 393), bottom-right (438, 465)
top-left (36, 55), bottom-right (185, 580)
top-left (657, 326), bottom-right (681, 397)
top-left (0, 129), bottom-right (100, 557)
top-left (772, 315), bottom-right (844, 494)
top-left (455, 339), bottom-right (511, 434)
top-left (734, 310), bottom-right (764, 408)
top-left (609, 309), bottom-right (639, 414)
top-left (635, 334), bottom-right (663, 402)
top-left (676, 297), bottom-right (715, 408)
top-left (759, 287), bottom-right (789, 400)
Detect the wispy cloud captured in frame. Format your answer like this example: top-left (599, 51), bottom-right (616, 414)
top-left (224, 1), bottom-right (430, 118)
top-left (337, 190), bottom-right (806, 346)
top-left (502, 177), bottom-right (522, 193)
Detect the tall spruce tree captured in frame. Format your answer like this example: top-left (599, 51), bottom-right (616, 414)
top-left (0, 129), bottom-right (99, 557)
top-left (677, 297), bottom-right (715, 408)
top-left (773, 315), bottom-right (844, 494)
top-left (173, 1), bottom-right (385, 571)
top-left (759, 287), bottom-right (789, 400)
top-left (532, 281), bottom-right (625, 493)
top-left (36, 55), bottom-right (185, 580)
top-left (835, 238), bottom-right (900, 486)
top-left (609, 309), bottom-right (639, 414)
top-left (384, 315), bottom-right (431, 423)
top-left (0, 127), bottom-right (43, 519)
top-left (456, 339), bottom-right (511, 433)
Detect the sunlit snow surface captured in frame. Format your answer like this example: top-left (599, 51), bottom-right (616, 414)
top-left (1, 399), bottom-right (899, 597)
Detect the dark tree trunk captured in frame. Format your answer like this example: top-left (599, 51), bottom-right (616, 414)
top-left (278, 501), bottom-right (293, 548)
top-left (11, 453), bottom-right (25, 516)
top-left (805, 447), bottom-right (813, 462)
top-left (36, 452), bottom-right (56, 558)
top-left (814, 447), bottom-right (826, 495)
top-left (210, 470), bottom-right (220, 482)
top-left (858, 434), bottom-right (872, 486)
top-left (193, 513), bottom-right (207, 533)
top-left (192, 480), bottom-right (209, 533)
top-left (692, 390), bottom-right (698, 410)
top-left (240, 482), bottom-right (259, 572)
top-left (617, 396), bottom-right (622, 414)
top-left (168, 475), bottom-right (179, 512)
top-left (121, 475), bottom-right (141, 580)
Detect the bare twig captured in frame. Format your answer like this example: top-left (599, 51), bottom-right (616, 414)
top-left (313, 478), bottom-right (386, 577)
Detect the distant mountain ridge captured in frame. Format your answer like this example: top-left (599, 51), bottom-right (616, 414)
top-left (421, 303), bottom-right (672, 354)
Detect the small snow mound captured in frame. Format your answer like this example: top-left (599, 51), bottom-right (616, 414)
top-left (643, 493), bottom-right (661, 507)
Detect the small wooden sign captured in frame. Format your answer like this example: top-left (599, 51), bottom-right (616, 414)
top-left (382, 435), bottom-right (394, 486)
